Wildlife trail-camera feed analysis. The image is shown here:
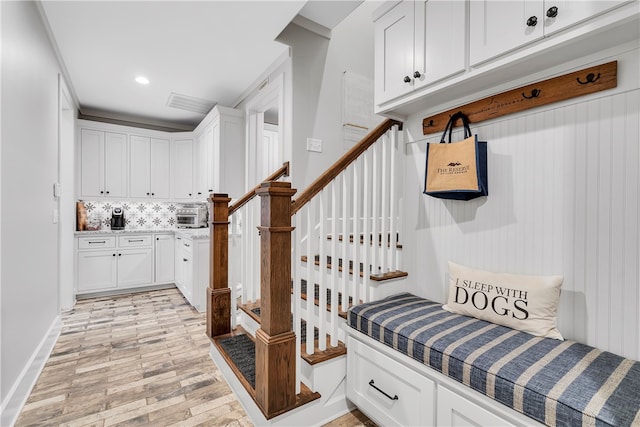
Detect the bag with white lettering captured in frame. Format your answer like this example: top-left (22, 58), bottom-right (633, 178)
top-left (424, 111), bottom-right (488, 200)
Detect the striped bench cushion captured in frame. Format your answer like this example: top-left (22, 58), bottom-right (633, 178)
top-left (347, 292), bottom-right (640, 427)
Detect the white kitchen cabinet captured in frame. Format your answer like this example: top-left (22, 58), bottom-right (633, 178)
top-left (194, 128), bottom-right (214, 200)
top-left (80, 129), bottom-right (127, 198)
top-left (470, 0), bottom-right (629, 66)
top-left (116, 248), bottom-right (153, 287)
top-left (192, 106), bottom-right (245, 200)
top-left (173, 233), bottom-right (209, 312)
top-left (77, 250), bottom-right (118, 292)
top-left (129, 135), bottom-right (170, 199)
top-left (374, 0), bottom-right (466, 106)
top-left (154, 234), bottom-right (175, 284)
top-left (76, 233), bottom-right (154, 294)
top-left (172, 138), bottom-right (195, 200)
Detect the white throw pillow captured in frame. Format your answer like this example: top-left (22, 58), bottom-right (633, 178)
top-left (443, 261), bottom-right (564, 340)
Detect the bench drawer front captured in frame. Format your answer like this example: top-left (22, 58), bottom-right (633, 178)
top-left (347, 336), bottom-right (435, 426)
top-left (438, 385), bottom-right (516, 427)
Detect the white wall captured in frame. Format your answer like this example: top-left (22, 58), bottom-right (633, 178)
top-left (1, 2), bottom-right (69, 423)
top-left (401, 44), bottom-right (640, 359)
top-left (275, 1), bottom-right (380, 194)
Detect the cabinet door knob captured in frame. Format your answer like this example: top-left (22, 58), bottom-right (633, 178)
top-left (113, 253), bottom-right (116, 256)
top-left (413, 71), bottom-right (421, 79)
top-left (118, 253), bottom-right (122, 256)
top-left (106, 190), bottom-right (110, 194)
top-left (197, 192), bottom-right (202, 195)
top-left (151, 192), bottom-right (155, 196)
top-left (526, 16), bottom-right (538, 26)
top-left (546, 6), bottom-right (558, 18)
top-left (100, 191), bottom-right (104, 194)
top-left (403, 76), bottom-right (411, 83)
top-left (147, 192), bottom-right (150, 195)
top-left (188, 193), bottom-right (192, 196)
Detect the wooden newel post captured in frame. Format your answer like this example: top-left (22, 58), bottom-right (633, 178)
top-left (254, 181), bottom-right (297, 418)
top-left (207, 193), bottom-right (232, 339)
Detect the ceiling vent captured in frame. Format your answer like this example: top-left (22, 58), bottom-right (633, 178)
top-left (166, 92), bottom-right (215, 115)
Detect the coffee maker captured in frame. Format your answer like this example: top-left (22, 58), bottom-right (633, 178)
top-left (110, 207), bottom-right (125, 230)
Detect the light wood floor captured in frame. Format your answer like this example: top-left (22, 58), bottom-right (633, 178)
top-left (16, 288), bottom-right (375, 427)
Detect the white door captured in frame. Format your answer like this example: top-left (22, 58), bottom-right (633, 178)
top-left (80, 129), bottom-right (104, 198)
top-left (104, 132), bottom-right (128, 197)
top-left (172, 139), bottom-right (194, 200)
top-left (374, 0), bottom-right (415, 105)
top-left (117, 248), bottom-right (153, 287)
top-left (77, 250), bottom-right (117, 291)
top-left (543, 0), bottom-right (628, 36)
top-left (150, 138), bottom-right (170, 199)
top-left (469, 0), bottom-right (544, 66)
top-left (416, 0), bottom-right (466, 88)
top-left (129, 135), bottom-right (151, 198)
top-left (154, 234), bottom-right (175, 283)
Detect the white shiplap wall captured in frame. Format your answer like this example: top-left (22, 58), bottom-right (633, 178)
top-left (403, 87), bottom-right (640, 360)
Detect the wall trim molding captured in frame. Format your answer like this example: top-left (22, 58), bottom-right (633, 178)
top-left (1, 316), bottom-right (61, 427)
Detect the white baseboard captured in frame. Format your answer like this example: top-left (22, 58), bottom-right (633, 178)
top-left (1, 315), bottom-right (61, 427)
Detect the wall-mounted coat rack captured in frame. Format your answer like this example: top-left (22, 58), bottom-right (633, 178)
top-left (422, 61), bottom-right (617, 135)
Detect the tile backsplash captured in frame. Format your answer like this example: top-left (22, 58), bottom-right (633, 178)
top-left (80, 200), bottom-right (180, 230)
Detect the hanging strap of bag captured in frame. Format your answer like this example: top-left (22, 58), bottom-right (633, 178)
top-left (440, 111), bottom-right (472, 143)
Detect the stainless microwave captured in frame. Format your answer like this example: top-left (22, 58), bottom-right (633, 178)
top-left (176, 204), bottom-right (208, 228)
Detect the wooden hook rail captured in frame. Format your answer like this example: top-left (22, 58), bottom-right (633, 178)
top-left (422, 61), bottom-right (617, 135)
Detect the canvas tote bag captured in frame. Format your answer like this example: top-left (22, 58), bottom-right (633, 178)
top-left (424, 112), bottom-right (488, 200)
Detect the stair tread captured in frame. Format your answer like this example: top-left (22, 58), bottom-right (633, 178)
top-left (213, 328), bottom-right (321, 419)
top-left (300, 255), bottom-right (408, 282)
top-left (326, 232), bottom-right (403, 249)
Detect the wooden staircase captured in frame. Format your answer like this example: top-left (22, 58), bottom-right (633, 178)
top-left (206, 119), bottom-right (407, 425)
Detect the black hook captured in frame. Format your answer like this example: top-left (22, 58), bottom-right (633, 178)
top-left (424, 119), bottom-right (434, 128)
top-left (577, 72), bottom-right (600, 85)
top-left (522, 88), bottom-right (542, 99)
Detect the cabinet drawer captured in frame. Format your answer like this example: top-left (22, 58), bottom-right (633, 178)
top-left (437, 385), bottom-right (516, 427)
top-left (78, 236), bottom-right (116, 249)
top-left (118, 235), bottom-right (152, 247)
top-left (347, 336), bottom-right (435, 426)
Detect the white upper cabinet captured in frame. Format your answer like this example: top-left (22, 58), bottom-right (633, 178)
top-left (469, 0), bottom-right (627, 66)
top-left (373, 0), bottom-right (637, 115)
top-left (172, 138), bottom-right (195, 200)
top-left (129, 135), bottom-right (170, 199)
top-left (374, 0), bottom-right (466, 106)
top-left (542, 0), bottom-right (629, 35)
top-left (469, 0), bottom-right (544, 66)
top-left (192, 106), bottom-right (245, 200)
top-left (80, 129), bottom-right (127, 198)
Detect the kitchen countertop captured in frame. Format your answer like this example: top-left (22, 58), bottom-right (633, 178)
top-left (75, 227), bottom-right (211, 240)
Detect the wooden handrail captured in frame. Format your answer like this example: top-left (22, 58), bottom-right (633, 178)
top-left (291, 119), bottom-right (402, 215)
top-left (228, 161), bottom-right (290, 215)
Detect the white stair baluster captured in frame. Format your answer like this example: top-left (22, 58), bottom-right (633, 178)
top-left (389, 127), bottom-right (398, 272)
top-left (362, 149), bottom-right (371, 303)
top-left (371, 143), bottom-right (380, 277)
top-left (329, 180), bottom-right (339, 347)
top-left (380, 133), bottom-right (389, 274)
top-left (352, 159), bottom-right (360, 308)
top-left (305, 202), bottom-right (315, 356)
top-left (318, 189), bottom-right (327, 352)
top-left (293, 212), bottom-right (302, 395)
top-left (341, 173), bottom-right (349, 313)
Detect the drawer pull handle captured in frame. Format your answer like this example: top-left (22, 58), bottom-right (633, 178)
top-left (88, 241), bottom-right (106, 244)
top-left (368, 380), bottom-right (398, 401)
top-left (128, 239), bottom-right (144, 242)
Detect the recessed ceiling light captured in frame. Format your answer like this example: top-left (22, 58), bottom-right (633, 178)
top-left (135, 76), bottom-right (149, 85)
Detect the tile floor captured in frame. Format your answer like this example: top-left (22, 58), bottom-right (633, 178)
top-left (15, 288), bottom-right (374, 427)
